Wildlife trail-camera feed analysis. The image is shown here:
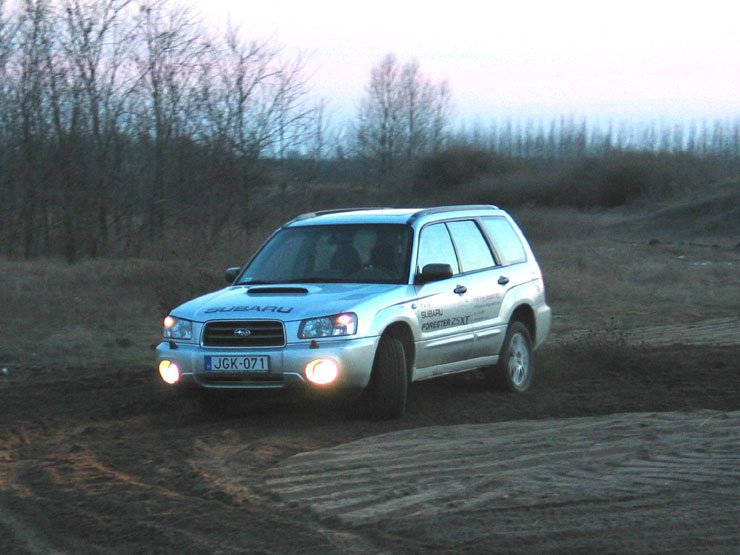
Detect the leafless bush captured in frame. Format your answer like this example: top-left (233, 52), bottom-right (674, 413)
top-left (413, 146), bottom-right (730, 210)
top-left (411, 147), bottom-right (517, 195)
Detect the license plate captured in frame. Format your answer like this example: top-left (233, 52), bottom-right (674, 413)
top-left (205, 355), bottom-right (270, 373)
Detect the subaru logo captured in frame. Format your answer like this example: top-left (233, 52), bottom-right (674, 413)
top-left (234, 328), bottom-right (252, 337)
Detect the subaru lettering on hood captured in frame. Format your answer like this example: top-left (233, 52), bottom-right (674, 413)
top-left (155, 206), bottom-right (551, 420)
top-left (204, 305), bottom-right (294, 314)
top-left (173, 283), bottom-right (401, 322)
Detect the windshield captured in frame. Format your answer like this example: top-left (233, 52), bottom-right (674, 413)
top-left (238, 224), bottom-right (412, 285)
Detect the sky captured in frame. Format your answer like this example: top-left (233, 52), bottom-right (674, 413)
top-left (197, 0), bottom-right (740, 125)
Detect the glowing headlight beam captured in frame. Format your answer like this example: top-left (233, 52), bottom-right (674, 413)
top-left (305, 358), bottom-right (339, 385)
top-left (158, 360), bottom-right (180, 385)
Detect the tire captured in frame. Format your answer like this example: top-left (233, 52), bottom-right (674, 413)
top-left (364, 335), bottom-right (408, 420)
top-left (485, 321), bottom-right (534, 392)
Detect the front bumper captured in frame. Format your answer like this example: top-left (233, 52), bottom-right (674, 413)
top-left (155, 335), bottom-right (380, 392)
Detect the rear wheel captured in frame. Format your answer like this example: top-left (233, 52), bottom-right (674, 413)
top-left (485, 321), bottom-right (534, 392)
top-left (364, 335), bottom-right (407, 420)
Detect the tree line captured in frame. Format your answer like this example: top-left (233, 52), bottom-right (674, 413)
top-left (453, 116), bottom-right (740, 162)
top-left (0, 0), bottom-right (737, 260)
top-left (0, 0), bottom-right (453, 260)
top-left (0, 0), bottom-right (326, 259)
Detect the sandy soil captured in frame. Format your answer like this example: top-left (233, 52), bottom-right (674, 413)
top-left (1, 201), bottom-right (739, 553)
top-left (1, 330), bottom-right (738, 553)
top-left (265, 410), bottom-right (740, 554)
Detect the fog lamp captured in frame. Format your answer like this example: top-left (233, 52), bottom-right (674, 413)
top-left (159, 360), bottom-right (180, 385)
top-left (305, 358), bottom-right (339, 385)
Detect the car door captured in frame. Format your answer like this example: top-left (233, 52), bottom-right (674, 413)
top-left (445, 220), bottom-right (506, 361)
top-left (413, 222), bottom-right (473, 376)
top-left (473, 216), bottom-right (534, 357)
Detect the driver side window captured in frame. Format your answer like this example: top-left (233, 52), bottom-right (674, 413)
top-left (416, 223), bottom-right (459, 275)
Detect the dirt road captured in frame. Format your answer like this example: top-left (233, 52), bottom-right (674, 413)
top-left (2, 323), bottom-right (739, 553)
top-left (266, 410), bottom-right (739, 554)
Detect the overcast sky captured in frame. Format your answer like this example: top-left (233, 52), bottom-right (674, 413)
top-left (197, 0), bottom-right (740, 125)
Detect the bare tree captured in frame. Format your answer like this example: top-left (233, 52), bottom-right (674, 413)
top-left (134, 0), bottom-right (206, 239)
top-left (0, 0), bottom-right (18, 253)
top-left (59, 0), bottom-right (135, 256)
top-left (355, 53), bottom-right (452, 183)
top-left (297, 97), bottom-right (331, 180)
top-left (198, 25), bottom-right (314, 237)
top-left (14, 0), bottom-right (57, 258)
top-left (0, 1), bottom-right (16, 124)
top-left (400, 59), bottom-right (451, 159)
top-left (355, 53), bottom-right (403, 180)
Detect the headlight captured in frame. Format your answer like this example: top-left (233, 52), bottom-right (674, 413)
top-left (298, 313), bottom-right (357, 339)
top-left (163, 316), bottom-right (193, 341)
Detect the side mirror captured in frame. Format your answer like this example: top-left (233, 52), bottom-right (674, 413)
top-left (225, 267), bottom-right (241, 284)
top-left (416, 263), bottom-right (453, 284)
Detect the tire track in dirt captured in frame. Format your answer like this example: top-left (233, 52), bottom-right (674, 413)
top-left (3, 342), bottom-right (739, 552)
top-left (0, 501), bottom-right (60, 554)
top-left (629, 316), bottom-right (739, 346)
top-left (261, 410), bottom-right (739, 550)
top-left (556, 316), bottom-right (739, 347)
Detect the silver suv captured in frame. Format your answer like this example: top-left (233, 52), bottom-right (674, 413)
top-left (156, 205), bottom-right (551, 418)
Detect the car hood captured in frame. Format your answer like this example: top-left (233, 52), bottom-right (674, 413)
top-left (171, 283), bottom-right (407, 322)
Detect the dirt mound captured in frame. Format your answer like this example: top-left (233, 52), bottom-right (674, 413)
top-left (618, 180), bottom-right (740, 243)
top-left (264, 410), bottom-right (740, 553)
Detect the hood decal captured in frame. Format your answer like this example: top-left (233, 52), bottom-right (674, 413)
top-left (205, 305), bottom-right (294, 314)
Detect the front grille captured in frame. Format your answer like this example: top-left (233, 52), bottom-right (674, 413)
top-left (202, 320), bottom-right (285, 347)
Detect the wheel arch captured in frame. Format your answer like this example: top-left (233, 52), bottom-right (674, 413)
top-left (382, 322), bottom-right (416, 383)
top-left (509, 304), bottom-right (536, 343)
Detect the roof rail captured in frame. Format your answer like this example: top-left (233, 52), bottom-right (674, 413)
top-left (407, 204), bottom-right (498, 224)
top-left (287, 207), bottom-right (393, 224)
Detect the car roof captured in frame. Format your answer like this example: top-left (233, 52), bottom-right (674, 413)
top-left (285, 205), bottom-right (502, 227)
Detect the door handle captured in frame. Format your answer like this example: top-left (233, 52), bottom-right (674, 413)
top-left (497, 276), bottom-right (510, 286)
top-left (454, 284), bottom-right (467, 295)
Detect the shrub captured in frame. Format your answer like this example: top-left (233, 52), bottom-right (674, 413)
top-left (556, 152), bottom-right (722, 208)
top-left (428, 151), bottom-right (727, 210)
top-left (412, 147), bottom-right (517, 196)
top-left (557, 153), bottom-right (653, 208)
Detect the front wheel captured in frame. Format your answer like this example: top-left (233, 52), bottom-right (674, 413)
top-left (485, 321), bottom-right (534, 392)
top-left (363, 335), bottom-right (407, 420)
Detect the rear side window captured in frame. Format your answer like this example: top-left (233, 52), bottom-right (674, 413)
top-left (446, 220), bottom-right (495, 273)
top-left (417, 223), bottom-right (459, 275)
top-left (481, 217), bottom-right (527, 265)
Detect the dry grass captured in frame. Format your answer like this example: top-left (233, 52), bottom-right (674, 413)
top-left (537, 235), bottom-right (739, 335)
top-left (0, 223), bottom-right (280, 372)
top-left (0, 259), bottom-right (163, 369)
top-left (1, 183), bottom-right (738, 374)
